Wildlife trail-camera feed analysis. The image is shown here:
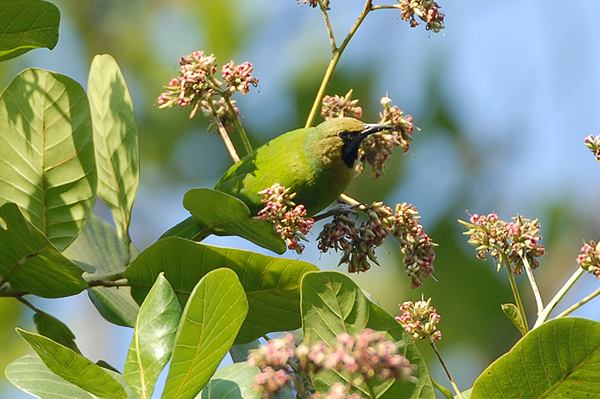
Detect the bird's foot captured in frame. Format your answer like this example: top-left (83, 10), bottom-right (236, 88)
top-left (313, 202), bottom-right (361, 222)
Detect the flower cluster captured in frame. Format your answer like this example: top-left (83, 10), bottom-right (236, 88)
top-left (395, 298), bottom-right (442, 341)
top-left (248, 330), bottom-right (414, 399)
top-left (584, 134), bottom-right (600, 163)
top-left (157, 51), bottom-right (257, 129)
top-left (321, 90), bottom-right (363, 120)
top-left (257, 184), bottom-right (315, 254)
top-left (459, 213), bottom-right (546, 274)
top-left (357, 97), bottom-right (415, 179)
top-left (318, 202), bottom-right (436, 287)
top-left (399, 0), bottom-right (445, 32)
top-left (577, 240), bottom-right (600, 279)
top-left (222, 61), bottom-right (259, 94)
top-left (296, 0), bottom-right (329, 8)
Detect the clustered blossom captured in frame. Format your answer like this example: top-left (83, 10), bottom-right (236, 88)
top-left (296, 0), bottom-right (329, 8)
top-left (157, 51), bottom-right (257, 128)
top-left (577, 240), bottom-right (600, 279)
top-left (357, 97), bottom-right (415, 179)
top-left (584, 134), bottom-right (600, 163)
top-left (222, 61), bottom-right (259, 94)
top-left (395, 298), bottom-right (442, 341)
top-left (321, 90), bottom-right (363, 120)
top-left (318, 202), bottom-right (436, 288)
top-left (459, 213), bottom-right (546, 274)
top-left (257, 184), bottom-right (315, 254)
top-left (399, 0), bottom-right (445, 32)
top-left (248, 330), bottom-right (414, 399)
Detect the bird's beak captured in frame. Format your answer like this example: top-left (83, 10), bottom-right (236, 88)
top-left (360, 123), bottom-right (390, 140)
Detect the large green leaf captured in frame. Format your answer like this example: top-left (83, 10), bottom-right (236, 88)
top-left (124, 237), bottom-right (318, 344)
top-left (0, 0), bottom-right (60, 62)
top-left (301, 271), bottom-right (435, 399)
top-left (162, 268), bottom-right (248, 399)
top-left (0, 68), bottom-right (96, 250)
top-left (63, 214), bottom-right (139, 326)
top-left (184, 188), bottom-right (286, 254)
top-left (16, 329), bottom-right (128, 399)
top-left (0, 203), bottom-right (87, 298)
top-left (6, 354), bottom-right (136, 399)
top-left (471, 317), bottom-right (600, 399)
top-left (88, 54), bottom-right (139, 241)
top-left (123, 274), bottom-right (181, 399)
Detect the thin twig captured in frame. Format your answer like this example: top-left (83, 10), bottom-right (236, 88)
top-left (317, 0), bottom-right (336, 51)
top-left (305, 0), bottom-right (374, 128)
top-left (503, 254), bottom-right (529, 334)
top-left (205, 99), bottom-right (240, 163)
top-left (430, 339), bottom-right (464, 399)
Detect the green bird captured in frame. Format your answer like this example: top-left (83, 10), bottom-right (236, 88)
top-left (163, 117), bottom-right (388, 239)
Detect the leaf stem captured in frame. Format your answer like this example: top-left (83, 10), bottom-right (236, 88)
top-left (305, 0), bottom-right (373, 128)
top-left (533, 267), bottom-right (586, 329)
top-left (554, 284), bottom-right (600, 320)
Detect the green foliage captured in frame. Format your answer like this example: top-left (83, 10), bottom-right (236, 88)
top-left (0, 203), bottom-right (87, 297)
top-left (33, 311), bottom-right (80, 354)
top-left (124, 236), bottom-right (318, 344)
top-left (301, 271), bottom-right (436, 399)
top-left (162, 268), bottom-right (248, 399)
top-left (88, 54), bottom-right (139, 243)
top-left (123, 274), bottom-right (181, 399)
top-left (0, 0), bottom-right (59, 62)
top-left (0, 68), bottom-right (96, 251)
top-left (471, 317), bottom-right (600, 399)
top-left (183, 188), bottom-right (286, 254)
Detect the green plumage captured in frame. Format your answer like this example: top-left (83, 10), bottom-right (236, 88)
top-left (163, 117), bottom-right (386, 239)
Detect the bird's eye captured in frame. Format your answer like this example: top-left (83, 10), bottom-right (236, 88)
top-left (339, 131), bottom-right (350, 140)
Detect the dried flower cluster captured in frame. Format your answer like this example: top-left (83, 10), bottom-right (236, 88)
top-left (318, 202), bottom-right (436, 288)
top-left (296, 0), bottom-right (329, 8)
top-left (584, 134), bottom-right (600, 164)
top-left (357, 97), bottom-right (415, 179)
top-left (577, 240), bottom-right (600, 279)
top-left (248, 330), bottom-right (414, 399)
top-left (460, 213), bottom-right (546, 274)
top-left (321, 90), bottom-right (363, 120)
top-left (399, 0), bottom-right (445, 32)
top-left (158, 51), bottom-right (257, 129)
top-left (257, 184), bottom-right (315, 253)
top-left (395, 298), bottom-right (442, 341)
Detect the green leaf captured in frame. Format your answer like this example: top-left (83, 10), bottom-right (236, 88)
top-left (123, 274), bottom-right (181, 399)
top-left (63, 214), bottom-right (139, 326)
top-left (88, 54), bottom-right (139, 241)
top-left (0, 0), bottom-right (60, 62)
top-left (124, 237), bottom-right (318, 344)
top-left (184, 188), bottom-right (286, 254)
top-left (162, 268), bottom-right (248, 399)
top-left (301, 271), bottom-right (435, 399)
top-left (33, 310), bottom-right (80, 353)
top-left (471, 317), bottom-right (600, 399)
top-left (16, 329), bottom-right (128, 399)
top-left (0, 203), bottom-right (87, 298)
top-left (199, 361), bottom-right (296, 399)
top-left (6, 354), bottom-right (137, 399)
top-left (0, 68), bottom-right (96, 251)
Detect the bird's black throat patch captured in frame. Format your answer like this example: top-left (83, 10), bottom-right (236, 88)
top-left (341, 132), bottom-right (366, 168)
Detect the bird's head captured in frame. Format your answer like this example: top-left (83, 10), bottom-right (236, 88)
top-left (306, 117), bottom-right (389, 168)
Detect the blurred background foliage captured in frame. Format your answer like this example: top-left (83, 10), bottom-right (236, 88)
top-left (1, 0), bottom-right (600, 397)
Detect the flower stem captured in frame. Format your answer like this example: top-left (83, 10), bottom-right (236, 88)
top-left (205, 99), bottom-right (240, 163)
top-left (429, 338), bottom-right (464, 399)
top-left (305, 0), bottom-right (373, 128)
top-left (533, 267), bottom-right (585, 329)
top-left (503, 255), bottom-right (529, 334)
top-left (521, 254), bottom-right (544, 315)
top-left (317, 0), bottom-right (336, 51)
